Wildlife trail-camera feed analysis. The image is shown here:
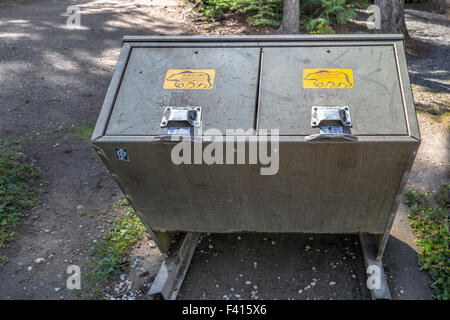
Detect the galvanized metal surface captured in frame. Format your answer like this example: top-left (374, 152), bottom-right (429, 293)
top-left (92, 35), bottom-right (420, 259)
top-left (105, 47), bottom-right (260, 136)
top-left (393, 41), bottom-right (420, 139)
top-left (258, 46), bottom-right (407, 135)
top-left (122, 34), bottom-right (405, 43)
top-left (376, 141), bottom-right (419, 260)
top-left (94, 140), bottom-right (416, 234)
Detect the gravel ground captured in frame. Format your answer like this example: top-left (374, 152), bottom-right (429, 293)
top-left (406, 9), bottom-right (449, 94)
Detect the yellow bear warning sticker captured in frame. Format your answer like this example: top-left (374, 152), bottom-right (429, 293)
top-left (303, 69), bottom-right (354, 89)
top-left (163, 69), bottom-right (215, 90)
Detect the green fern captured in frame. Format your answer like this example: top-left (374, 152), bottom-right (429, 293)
top-left (193, 0), bottom-right (363, 30)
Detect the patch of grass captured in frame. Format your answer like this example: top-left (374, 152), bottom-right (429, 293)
top-left (0, 255), bottom-right (8, 266)
top-left (405, 184), bottom-right (450, 300)
top-left (56, 122), bottom-right (94, 141)
top-left (81, 203), bottom-right (145, 298)
top-left (79, 211), bottom-right (95, 218)
top-left (79, 209), bottom-right (108, 219)
top-left (0, 140), bottom-right (40, 248)
top-left (113, 198), bottom-right (129, 208)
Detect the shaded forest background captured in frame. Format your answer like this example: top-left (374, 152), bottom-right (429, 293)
top-left (187, 0), bottom-right (447, 33)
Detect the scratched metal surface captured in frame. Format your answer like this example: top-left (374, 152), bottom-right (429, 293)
top-left (93, 140), bottom-right (416, 233)
top-left (258, 46), bottom-right (408, 135)
top-left (106, 47), bottom-right (260, 135)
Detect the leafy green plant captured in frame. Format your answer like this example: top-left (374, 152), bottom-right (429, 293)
top-left (310, 21), bottom-right (336, 33)
top-left (81, 202), bottom-right (145, 298)
top-left (237, 0), bottom-right (282, 27)
top-left (405, 185), bottom-right (450, 300)
top-left (195, 0), bottom-right (282, 26)
top-left (302, 0), bottom-right (361, 33)
top-left (192, 0), bottom-right (363, 31)
top-left (113, 198), bottom-right (130, 208)
top-left (0, 141), bottom-right (40, 248)
top-left (0, 255), bottom-right (8, 265)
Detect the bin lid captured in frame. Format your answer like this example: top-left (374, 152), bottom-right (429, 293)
top-left (258, 46), bottom-right (408, 135)
top-left (105, 47), bottom-right (260, 136)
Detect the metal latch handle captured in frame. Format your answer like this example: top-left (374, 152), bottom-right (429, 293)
top-left (311, 106), bottom-right (352, 127)
top-left (305, 133), bottom-right (358, 142)
top-left (160, 107), bottom-right (202, 127)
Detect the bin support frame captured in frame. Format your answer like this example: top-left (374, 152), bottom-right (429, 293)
top-left (148, 232), bottom-right (200, 300)
top-left (149, 233), bottom-right (395, 300)
top-left (360, 234), bottom-right (392, 300)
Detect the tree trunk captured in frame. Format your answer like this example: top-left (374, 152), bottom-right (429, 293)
top-left (374, 0), bottom-right (409, 39)
top-left (277, 0), bottom-right (300, 34)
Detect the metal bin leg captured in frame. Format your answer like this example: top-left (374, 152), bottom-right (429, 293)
top-left (148, 232), bottom-right (201, 300)
top-left (359, 234), bottom-right (392, 300)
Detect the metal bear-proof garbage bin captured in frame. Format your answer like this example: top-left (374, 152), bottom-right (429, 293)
top-left (91, 36), bottom-right (420, 291)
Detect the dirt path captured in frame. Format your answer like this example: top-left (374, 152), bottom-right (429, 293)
top-left (0, 0), bottom-right (446, 300)
top-left (0, 0), bottom-right (191, 299)
top-left (380, 8), bottom-right (449, 300)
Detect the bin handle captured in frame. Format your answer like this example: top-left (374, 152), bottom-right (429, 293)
top-left (160, 107), bottom-right (202, 128)
top-left (305, 133), bottom-right (358, 142)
